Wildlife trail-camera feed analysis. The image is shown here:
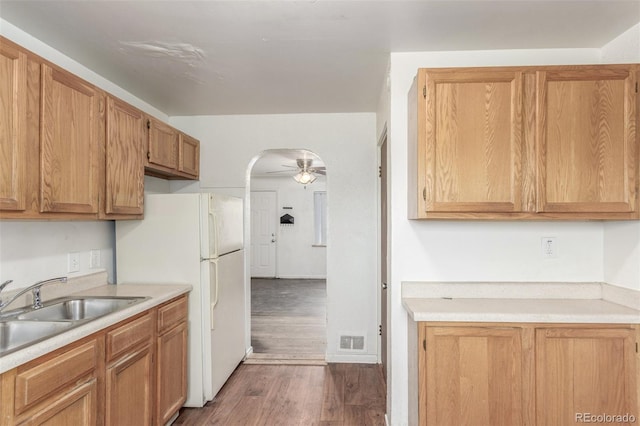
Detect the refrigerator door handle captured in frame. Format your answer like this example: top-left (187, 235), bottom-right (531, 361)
top-left (209, 259), bottom-right (219, 330)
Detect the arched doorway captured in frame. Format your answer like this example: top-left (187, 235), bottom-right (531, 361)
top-left (244, 149), bottom-right (328, 363)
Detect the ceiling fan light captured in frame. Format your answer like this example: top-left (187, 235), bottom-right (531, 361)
top-left (294, 171), bottom-right (316, 184)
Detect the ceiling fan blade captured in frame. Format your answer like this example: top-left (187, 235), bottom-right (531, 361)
top-left (265, 170), bottom-right (294, 174)
top-left (315, 170), bottom-right (326, 175)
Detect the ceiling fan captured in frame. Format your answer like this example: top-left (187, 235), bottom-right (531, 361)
top-left (267, 158), bottom-right (326, 184)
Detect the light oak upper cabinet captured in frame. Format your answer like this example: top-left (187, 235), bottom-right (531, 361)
top-left (103, 96), bottom-right (145, 218)
top-left (409, 68), bottom-right (525, 219)
top-left (409, 64), bottom-right (640, 220)
top-left (0, 41), bottom-right (27, 212)
top-left (179, 132), bottom-right (200, 178)
top-left (40, 63), bottom-right (102, 215)
top-left (537, 66), bottom-right (638, 216)
top-left (146, 116), bottom-right (179, 174)
top-left (145, 116), bottom-right (200, 180)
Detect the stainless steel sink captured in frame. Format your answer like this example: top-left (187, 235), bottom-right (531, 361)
top-left (0, 320), bottom-right (75, 355)
top-left (0, 296), bottom-right (148, 357)
top-left (17, 297), bottom-right (147, 321)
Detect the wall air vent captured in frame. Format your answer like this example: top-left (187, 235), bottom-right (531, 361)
top-left (339, 335), bottom-right (365, 351)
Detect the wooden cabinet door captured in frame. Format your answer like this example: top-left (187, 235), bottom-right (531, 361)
top-left (156, 322), bottom-right (188, 425)
top-left (179, 133), bottom-right (200, 178)
top-left (16, 379), bottom-right (97, 426)
top-left (40, 63), bottom-right (102, 214)
top-left (147, 117), bottom-right (178, 171)
top-left (0, 42), bottom-right (27, 211)
top-left (422, 69), bottom-right (524, 214)
top-left (536, 327), bottom-right (638, 425)
top-left (421, 325), bottom-right (525, 426)
top-left (537, 67), bottom-right (637, 214)
top-left (105, 345), bottom-right (153, 426)
top-left (105, 97), bottom-right (144, 216)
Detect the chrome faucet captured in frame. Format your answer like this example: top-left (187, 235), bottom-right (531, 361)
top-left (0, 277), bottom-right (68, 312)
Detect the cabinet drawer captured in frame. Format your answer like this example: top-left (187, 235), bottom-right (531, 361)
top-left (106, 313), bottom-right (153, 362)
top-left (158, 296), bottom-right (188, 334)
top-left (15, 340), bottom-right (98, 414)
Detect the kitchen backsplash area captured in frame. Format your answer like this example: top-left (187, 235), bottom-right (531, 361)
top-left (0, 221), bottom-right (115, 288)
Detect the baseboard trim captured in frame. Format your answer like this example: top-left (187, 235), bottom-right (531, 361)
top-left (326, 353), bottom-right (379, 363)
top-left (244, 353), bottom-right (327, 365)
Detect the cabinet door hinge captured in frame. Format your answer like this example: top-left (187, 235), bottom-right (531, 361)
top-left (423, 339), bottom-right (426, 351)
top-left (378, 325), bottom-right (382, 336)
top-left (423, 85), bottom-right (426, 99)
top-left (378, 166), bottom-right (382, 178)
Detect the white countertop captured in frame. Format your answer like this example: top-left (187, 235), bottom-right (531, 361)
top-left (0, 282), bottom-right (191, 374)
top-left (402, 281), bottom-right (640, 324)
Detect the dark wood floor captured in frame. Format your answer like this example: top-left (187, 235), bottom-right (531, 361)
top-left (175, 363), bottom-right (386, 425)
top-left (250, 278), bottom-right (326, 358)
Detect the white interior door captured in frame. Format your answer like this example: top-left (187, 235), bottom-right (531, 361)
top-left (250, 191), bottom-right (277, 277)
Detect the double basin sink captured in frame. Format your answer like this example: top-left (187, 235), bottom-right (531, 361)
top-left (0, 296), bottom-right (148, 357)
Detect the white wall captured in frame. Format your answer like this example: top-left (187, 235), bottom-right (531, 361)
top-left (602, 22), bottom-right (640, 291)
top-left (0, 21), bottom-right (170, 289)
top-left (251, 176), bottom-right (327, 279)
top-left (170, 113), bottom-right (378, 363)
top-left (386, 48), bottom-right (605, 425)
top-left (0, 221), bottom-right (115, 285)
top-left (601, 23), bottom-right (640, 63)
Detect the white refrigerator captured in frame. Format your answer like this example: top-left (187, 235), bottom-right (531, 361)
top-left (115, 193), bottom-right (246, 407)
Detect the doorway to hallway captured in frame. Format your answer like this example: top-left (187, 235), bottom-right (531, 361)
top-left (246, 149), bottom-right (328, 363)
top-left (248, 278), bottom-right (326, 363)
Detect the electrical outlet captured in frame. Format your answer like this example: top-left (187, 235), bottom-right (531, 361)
top-left (541, 237), bottom-right (557, 258)
top-left (89, 249), bottom-right (101, 268)
top-left (67, 252), bottom-right (80, 273)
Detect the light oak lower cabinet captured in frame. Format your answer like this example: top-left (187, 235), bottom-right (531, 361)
top-left (420, 325), bottom-right (527, 426)
top-left (0, 294), bottom-right (189, 426)
top-left (0, 338), bottom-right (100, 425)
top-left (156, 296), bottom-right (188, 425)
top-left (536, 327), bottom-right (638, 425)
top-left (413, 322), bottom-right (639, 426)
top-left (105, 313), bottom-right (154, 426)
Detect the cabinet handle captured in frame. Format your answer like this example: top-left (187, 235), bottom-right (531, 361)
top-left (147, 152), bottom-right (151, 160)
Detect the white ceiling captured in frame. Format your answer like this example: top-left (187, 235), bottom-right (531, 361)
top-left (1, 1), bottom-right (639, 116)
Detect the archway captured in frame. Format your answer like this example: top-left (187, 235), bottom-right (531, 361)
top-left (244, 149), bottom-right (328, 363)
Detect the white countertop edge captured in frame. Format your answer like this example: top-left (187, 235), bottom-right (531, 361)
top-left (402, 297), bottom-right (640, 324)
top-left (0, 283), bottom-right (192, 374)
